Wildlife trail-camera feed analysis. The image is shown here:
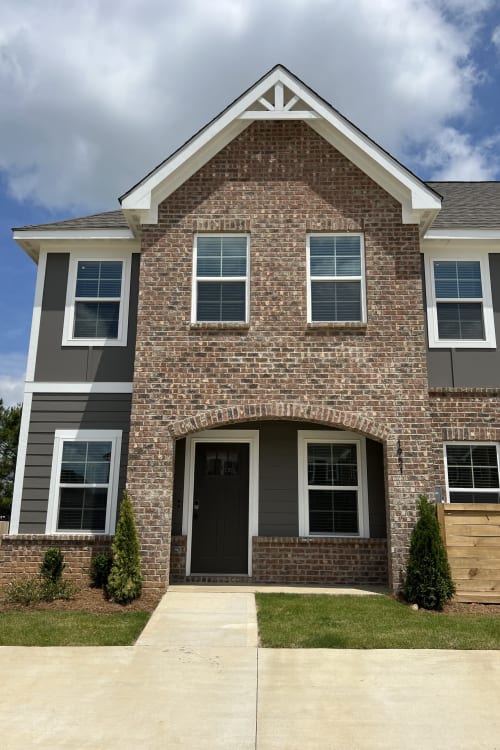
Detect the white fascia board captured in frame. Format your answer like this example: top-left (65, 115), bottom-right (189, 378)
top-left (424, 229), bottom-right (500, 240)
top-left (13, 229), bottom-right (134, 241)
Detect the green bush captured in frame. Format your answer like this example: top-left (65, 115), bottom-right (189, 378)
top-left (40, 547), bottom-right (65, 583)
top-left (106, 491), bottom-right (142, 604)
top-left (90, 552), bottom-right (113, 588)
top-left (403, 495), bottom-right (456, 610)
top-left (5, 576), bottom-right (77, 605)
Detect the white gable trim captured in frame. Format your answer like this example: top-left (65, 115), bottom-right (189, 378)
top-left (121, 66), bottom-right (440, 228)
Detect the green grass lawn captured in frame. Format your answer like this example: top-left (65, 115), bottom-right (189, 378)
top-left (256, 594), bottom-right (500, 649)
top-left (0, 611), bottom-right (150, 646)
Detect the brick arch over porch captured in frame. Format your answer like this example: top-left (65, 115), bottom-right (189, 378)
top-left (167, 402), bottom-right (394, 443)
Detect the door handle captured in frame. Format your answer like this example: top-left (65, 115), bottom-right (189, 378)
top-left (193, 499), bottom-right (199, 519)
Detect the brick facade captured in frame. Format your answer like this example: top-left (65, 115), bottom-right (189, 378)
top-left (0, 535), bottom-right (112, 585)
top-left (127, 120), bottom-right (436, 594)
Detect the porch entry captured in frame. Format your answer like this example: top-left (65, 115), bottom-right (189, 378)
top-left (190, 442), bottom-right (250, 574)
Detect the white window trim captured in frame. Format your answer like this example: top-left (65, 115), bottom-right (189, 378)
top-left (298, 430), bottom-right (369, 537)
top-left (46, 429), bottom-right (122, 535)
top-left (62, 249), bottom-right (132, 347)
top-left (191, 234), bottom-right (250, 324)
top-left (306, 233), bottom-right (366, 324)
top-left (182, 430), bottom-right (259, 576)
top-left (424, 247), bottom-right (496, 349)
top-left (443, 441), bottom-right (500, 503)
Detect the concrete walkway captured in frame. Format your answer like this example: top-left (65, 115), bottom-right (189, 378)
top-left (0, 587), bottom-right (499, 749)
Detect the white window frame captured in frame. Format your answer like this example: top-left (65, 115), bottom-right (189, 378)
top-left (306, 233), bottom-right (366, 323)
top-left (181, 430), bottom-right (259, 576)
top-left (298, 430), bottom-right (369, 537)
top-left (191, 234), bottom-right (250, 324)
top-left (46, 429), bottom-right (122, 534)
top-left (62, 249), bottom-right (132, 346)
top-left (443, 441), bottom-right (500, 504)
top-left (424, 247), bottom-right (496, 349)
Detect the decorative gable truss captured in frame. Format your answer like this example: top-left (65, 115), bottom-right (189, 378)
top-left (120, 65), bottom-right (441, 232)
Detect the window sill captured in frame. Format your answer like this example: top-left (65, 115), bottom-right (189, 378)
top-left (306, 322), bottom-right (367, 334)
top-left (190, 322), bottom-right (250, 332)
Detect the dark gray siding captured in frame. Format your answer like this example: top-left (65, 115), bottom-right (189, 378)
top-left (174, 421), bottom-right (387, 539)
top-left (34, 253), bottom-right (139, 382)
top-left (426, 254), bottom-right (500, 387)
top-left (19, 394), bottom-right (132, 533)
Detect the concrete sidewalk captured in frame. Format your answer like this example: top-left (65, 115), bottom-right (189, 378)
top-left (0, 588), bottom-right (499, 749)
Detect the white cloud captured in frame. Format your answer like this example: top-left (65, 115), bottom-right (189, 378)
top-left (493, 25), bottom-right (500, 50)
top-left (0, 0), bottom-right (497, 213)
top-left (0, 353), bottom-right (26, 407)
top-left (422, 127), bottom-right (500, 179)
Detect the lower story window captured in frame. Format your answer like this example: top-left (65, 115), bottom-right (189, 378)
top-left (445, 443), bottom-right (500, 503)
top-left (298, 431), bottom-right (368, 536)
top-left (47, 430), bottom-right (122, 534)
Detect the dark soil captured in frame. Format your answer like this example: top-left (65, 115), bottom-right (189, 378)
top-left (441, 601), bottom-right (500, 616)
top-left (0, 585), bottom-right (161, 614)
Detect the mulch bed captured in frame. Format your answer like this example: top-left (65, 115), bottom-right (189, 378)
top-left (441, 601), bottom-right (500, 616)
top-left (0, 585), bottom-right (161, 614)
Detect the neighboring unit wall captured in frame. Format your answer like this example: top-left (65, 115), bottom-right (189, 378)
top-left (18, 393), bottom-right (132, 533)
top-left (426, 255), bottom-right (500, 388)
top-left (34, 253), bottom-right (140, 382)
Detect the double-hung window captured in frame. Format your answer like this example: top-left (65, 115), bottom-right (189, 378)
top-left (63, 253), bottom-right (131, 346)
top-left (193, 235), bottom-right (249, 323)
top-left (425, 250), bottom-right (495, 348)
top-left (307, 234), bottom-right (365, 323)
top-left (47, 430), bottom-right (122, 534)
top-left (445, 443), bottom-right (500, 504)
top-left (298, 431), bottom-right (369, 536)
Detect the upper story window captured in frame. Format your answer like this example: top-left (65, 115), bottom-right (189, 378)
top-left (307, 234), bottom-right (366, 323)
top-left (193, 235), bottom-right (249, 323)
top-left (445, 443), bottom-right (500, 504)
top-left (63, 252), bottom-right (131, 346)
top-left (425, 249), bottom-right (496, 349)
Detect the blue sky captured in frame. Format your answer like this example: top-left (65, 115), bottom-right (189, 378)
top-left (1, 0), bottom-right (500, 405)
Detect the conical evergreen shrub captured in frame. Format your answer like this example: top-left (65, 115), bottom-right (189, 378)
top-left (403, 495), bottom-right (455, 610)
top-left (106, 491), bottom-right (142, 604)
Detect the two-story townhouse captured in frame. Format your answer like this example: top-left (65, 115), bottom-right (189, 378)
top-left (2, 66), bottom-right (499, 595)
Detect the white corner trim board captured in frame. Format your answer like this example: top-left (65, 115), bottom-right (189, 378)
top-left (9, 392), bottom-right (33, 535)
top-left (25, 250), bottom-right (47, 382)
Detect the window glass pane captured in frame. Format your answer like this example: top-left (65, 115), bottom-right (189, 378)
top-left (311, 281), bottom-right (361, 322)
top-left (434, 260), bottom-right (482, 299)
top-left (73, 301), bottom-right (120, 338)
top-left (450, 491), bottom-right (500, 504)
top-left (60, 441), bottom-right (112, 485)
top-left (436, 303), bottom-right (484, 340)
top-left (310, 236), bottom-right (361, 277)
top-left (197, 237), bottom-right (247, 277)
top-left (197, 281), bottom-right (246, 322)
top-left (307, 444), bottom-right (358, 486)
top-left (446, 444), bottom-right (499, 500)
top-left (309, 489), bottom-right (358, 533)
top-left (58, 487), bottom-right (107, 531)
top-left (76, 261), bottom-right (122, 298)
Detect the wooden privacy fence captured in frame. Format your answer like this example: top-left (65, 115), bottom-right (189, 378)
top-left (437, 503), bottom-right (500, 604)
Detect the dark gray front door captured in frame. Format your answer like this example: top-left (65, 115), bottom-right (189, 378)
top-left (190, 442), bottom-right (249, 574)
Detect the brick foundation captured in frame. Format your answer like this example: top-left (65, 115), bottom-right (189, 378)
top-left (169, 535), bottom-right (388, 585)
top-left (0, 535), bottom-right (113, 586)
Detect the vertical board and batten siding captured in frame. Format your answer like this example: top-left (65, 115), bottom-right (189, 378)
top-left (19, 393), bottom-right (132, 533)
top-left (437, 503), bottom-right (500, 603)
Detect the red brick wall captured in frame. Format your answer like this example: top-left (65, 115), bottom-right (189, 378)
top-left (169, 535), bottom-right (187, 580)
top-left (0, 535), bottom-right (112, 586)
top-left (127, 120), bottom-right (435, 593)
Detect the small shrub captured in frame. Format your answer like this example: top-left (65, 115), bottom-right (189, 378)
top-left (5, 577), bottom-right (44, 605)
top-left (90, 552), bottom-right (113, 588)
top-left (40, 547), bottom-right (65, 583)
top-left (106, 491), bottom-right (142, 605)
top-left (5, 576), bottom-right (78, 605)
top-left (403, 495), bottom-right (456, 610)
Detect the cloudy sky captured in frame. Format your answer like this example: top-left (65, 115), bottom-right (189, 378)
top-left (1, 0), bottom-right (500, 404)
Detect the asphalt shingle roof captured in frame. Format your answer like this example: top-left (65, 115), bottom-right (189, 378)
top-left (427, 182), bottom-right (500, 229)
top-left (13, 210), bottom-right (129, 231)
top-left (12, 183), bottom-right (500, 232)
